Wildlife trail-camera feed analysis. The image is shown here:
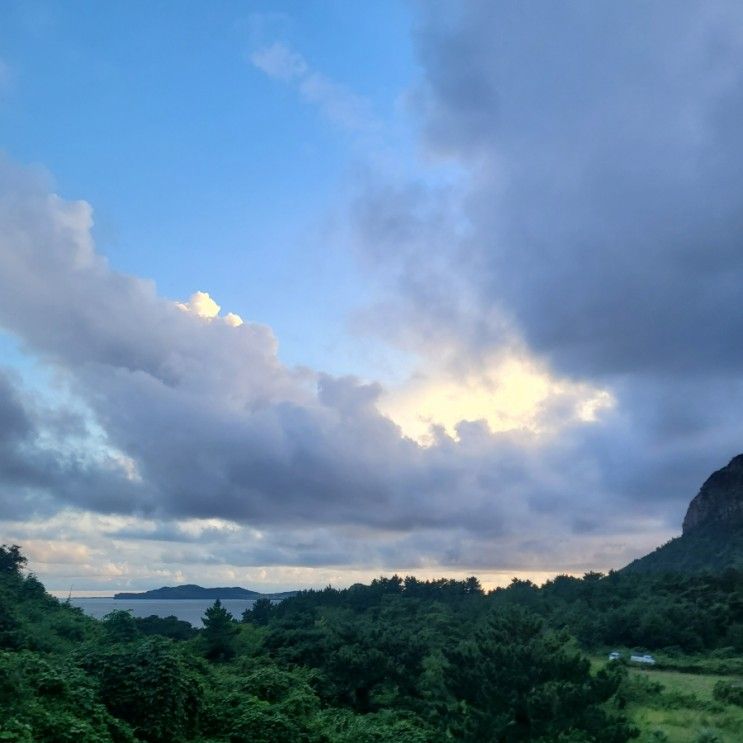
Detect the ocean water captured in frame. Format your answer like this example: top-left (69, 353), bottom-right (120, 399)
top-left (70, 598), bottom-right (258, 627)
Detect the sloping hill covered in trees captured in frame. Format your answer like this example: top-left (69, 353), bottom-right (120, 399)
top-left (622, 524), bottom-right (743, 574)
top-left (624, 455), bottom-right (743, 574)
top-left (2, 543), bottom-right (742, 741)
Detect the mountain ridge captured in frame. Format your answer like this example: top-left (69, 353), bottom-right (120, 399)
top-left (624, 454), bottom-right (743, 573)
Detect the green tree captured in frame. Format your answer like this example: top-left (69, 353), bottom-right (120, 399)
top-left (317, 708), bottom-right (436, 743)
top-left (78, 637), bottom-right (202, 743)
top-left (442, 607), bottom-right (633, 742)
top-left (0, 650), bottom-right (136, 743)
top-left (0, 545), bottom-right (27, 575)
top-left (242, 597), bottom-right (274, 626)
top-left (203, 598), bottom-right (239, 661)
top-left (102, 610), bottom-right (139, 644)
top-left (227, 697), bottom-right (303, 743)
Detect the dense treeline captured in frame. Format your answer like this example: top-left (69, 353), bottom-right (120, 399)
top-left (1, 543), bottom-right (741, 741)
top-left (490, 570), bottom-right (743, 653)
top-left (621, 524), bottom-right (743, 574)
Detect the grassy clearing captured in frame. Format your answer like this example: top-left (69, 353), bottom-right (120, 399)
top-left (591, 655), bottom-right (743, 742)
top-left (628, 667), bottom-right (728, 701)
top-left (629, 703), bottom-right (743, 742)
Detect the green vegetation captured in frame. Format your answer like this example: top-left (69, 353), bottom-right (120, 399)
top-left (1, 544), bottom-right (742, 741)
top-left (623, 525), bottom-right (743, 575)
top-left (596, 663), bottom-right (743, 742)
top-left (489, 569), bottom-right (743, 653)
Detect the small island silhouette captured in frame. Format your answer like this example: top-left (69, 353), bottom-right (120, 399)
top-left (113, 584), bottom-right (296, 600)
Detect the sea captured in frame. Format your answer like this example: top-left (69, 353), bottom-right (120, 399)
top-left (69, 598), bottom-right (258, 627)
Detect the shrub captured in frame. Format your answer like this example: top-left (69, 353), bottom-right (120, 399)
top-left (712, 679), bottom-right (743, 707)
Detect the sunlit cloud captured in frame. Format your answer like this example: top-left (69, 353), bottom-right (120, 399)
top-left (175, 290), bottom-right (244, 326)
top-left (379, 356), bottom-right (614, 445)
top-left (5, 0), bottom-right (743, 594)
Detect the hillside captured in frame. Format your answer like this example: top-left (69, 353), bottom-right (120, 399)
top-left (113, 584), bottom-right (296, 600)
top-left (623, 523), bottom-right (743, 573)
top-left (624, 454), bottom-right (743, 573)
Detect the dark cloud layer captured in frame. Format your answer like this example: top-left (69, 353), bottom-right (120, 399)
top-left (348, 0), bottom-right (743, 538)
top-left (5, 2), bottom-right (743, 575)
top-left (411, 0), bottom-right (743, 377)
top-left (0, 366), bottom-right (136, 520)
top-left (0, 370), bottom-right (48, 501)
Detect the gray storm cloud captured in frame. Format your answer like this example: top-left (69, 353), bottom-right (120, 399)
top-left (0, 157), bottom-right (528, 531)
top-left (5, 1), bottom-right (743, 574)
top-left (409, 0), bottom-right (743, 377)
top-left (0, 152), bottom-right (676, 574)
top-left (347, 0), bottom-right (743, 534)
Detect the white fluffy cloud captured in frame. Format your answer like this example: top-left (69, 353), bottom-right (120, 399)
top-left (176, 291), bottom-right (243, 327)
top-left (0, 152), bottom-right (680, 590)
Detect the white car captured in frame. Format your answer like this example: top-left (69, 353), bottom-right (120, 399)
top-left (608, 651), bottom-right (621, 661)
top-left (630, 653), bottom-right (656, 665)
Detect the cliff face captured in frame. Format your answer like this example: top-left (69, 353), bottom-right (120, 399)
top-left (682, 454), bottom-right (743, 535)
top-left (623, 454), bottom-right (743, 573)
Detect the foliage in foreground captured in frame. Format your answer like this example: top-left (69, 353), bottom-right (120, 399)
top-left (2, 544), bottom-right (742, 741)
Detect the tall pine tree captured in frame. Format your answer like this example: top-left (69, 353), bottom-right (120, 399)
top-left (202, 598), bottom-right (239, 661)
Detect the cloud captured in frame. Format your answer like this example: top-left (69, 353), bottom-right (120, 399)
top-left (0, 365), bottom-right (137, 520)
top-left (345, 0), bottom-right (743, 548)
top-left (4, 508), bottom-right (669, 594)
top-left (407, 0), bottom-right (743, 378)
top-left (250, 42), bottom-right (377, 132)
top-left (8, 0), bottom-right (743, 590)
top-left (176, 291), bottom-right (243, 326)
top-left (0, 152), bottom-right (680, 583)
top-left (379, 355), bottom-right (613, 445)
top-left (251, 42), bottom-right (308, 82)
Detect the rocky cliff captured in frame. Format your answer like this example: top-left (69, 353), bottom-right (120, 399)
top-left (682, 454), bottom-right (743, 534)
top-left (623, 454), bottom-right (743, 573)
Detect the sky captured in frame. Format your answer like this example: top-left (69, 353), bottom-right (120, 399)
top-left (2, 0), bottom-right (743, 594)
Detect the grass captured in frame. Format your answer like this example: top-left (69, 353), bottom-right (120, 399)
top-left (629, 668), bottom-right (728, 701)
top-left (628, 699), bottom-right (743, 742)
top-left (591, 655), bottom-right (743, 742)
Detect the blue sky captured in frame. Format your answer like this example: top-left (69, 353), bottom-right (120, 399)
top-left (2, 1), bottom-right (743, 593)
top-left (0, 0), bottom-right (416, 376)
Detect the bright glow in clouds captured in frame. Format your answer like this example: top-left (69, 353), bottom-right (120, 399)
top-left (6, 0), bottom-right (743, 593)
top-left (111, 453), bottom-right (142, 483)
top-left (379, 356), bottom-right (615, 445)
top-left (0, 155), bottom-right (668, 592)
top-left (176, 291), bottom-right (244, 326)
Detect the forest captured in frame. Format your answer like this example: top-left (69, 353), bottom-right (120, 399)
top-left (1, 544), bottom-right (742, 742)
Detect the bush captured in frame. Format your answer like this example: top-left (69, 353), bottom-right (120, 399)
top-left (713, 679), bottom-right (743, 707)
top-left (0, 651), bottom-right (135, 743)
top-left (77, 637), bottom-right (202, 743)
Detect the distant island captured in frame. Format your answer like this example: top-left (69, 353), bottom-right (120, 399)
top-left (113, 584), bottom-right (296, 600)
